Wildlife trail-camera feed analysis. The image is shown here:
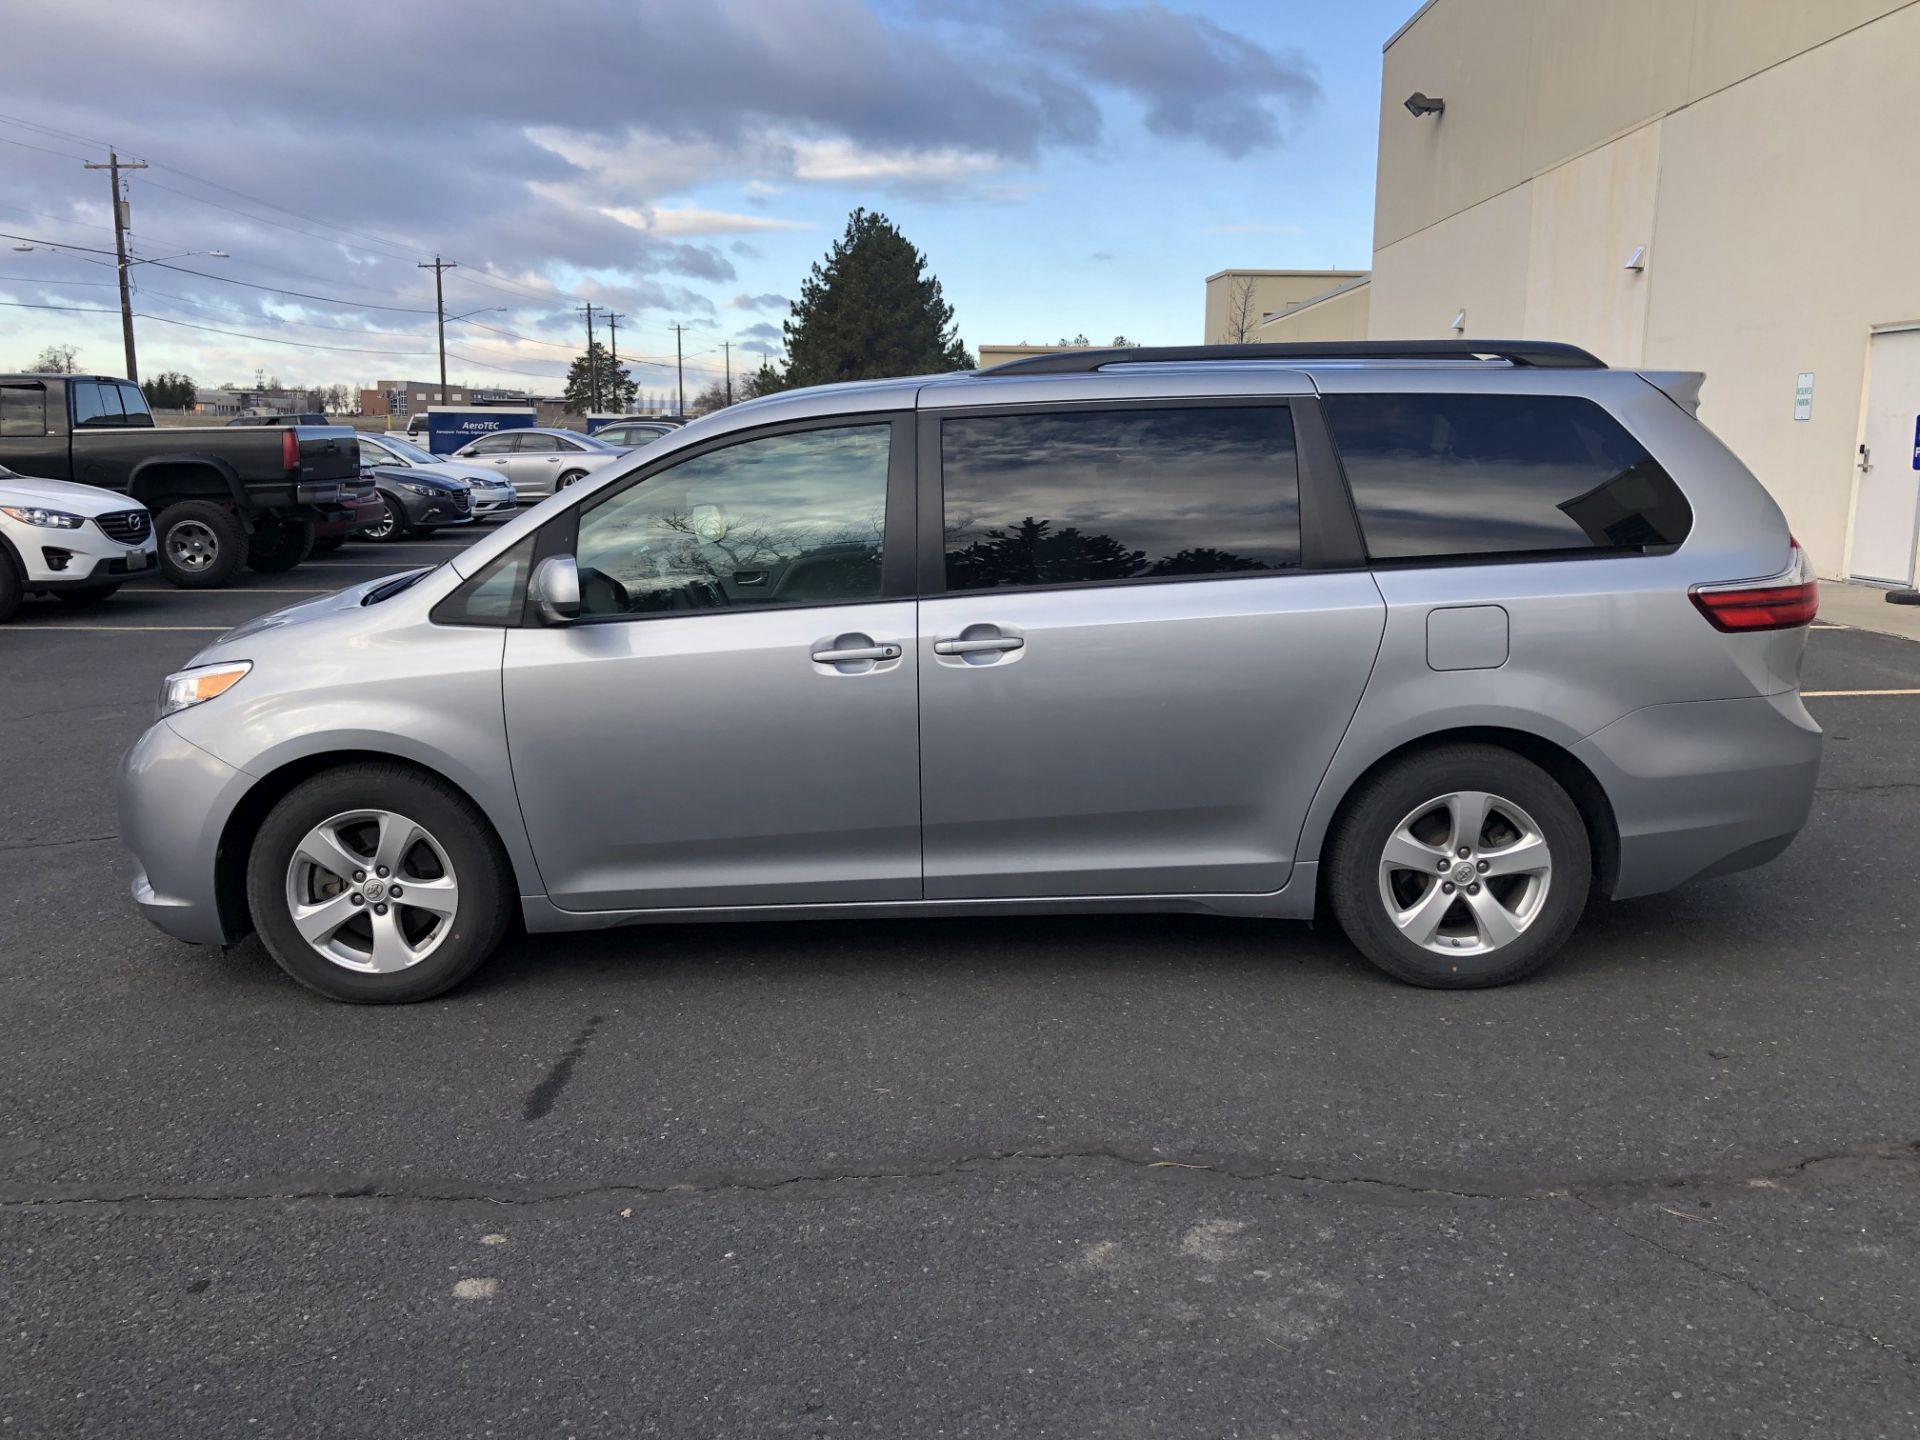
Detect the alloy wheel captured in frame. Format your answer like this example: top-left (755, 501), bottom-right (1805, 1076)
top-left (1377, 790), bottom-right (1552, 956)
top-left (167, 520), bottom-right (219, 571)
top-left (283, 809), bottom-right (460, 973)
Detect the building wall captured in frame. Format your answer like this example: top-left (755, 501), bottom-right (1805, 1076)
top-left (1204, 270), bottom-right (1369, 343)
top-left (1369, 0), bottom-right (1920, 577)
top-left (1254, 281), bottom-right (1372, 344)
top-left (977, 344), bottom-right (1092, 369)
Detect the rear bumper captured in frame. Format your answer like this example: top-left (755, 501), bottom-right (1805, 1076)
top-left (313, 493), bottom-right (385, 539)
top-left (118, 719), bottom-right (251, 946)
top-left (1575, 690), bottom-right (1822, 899)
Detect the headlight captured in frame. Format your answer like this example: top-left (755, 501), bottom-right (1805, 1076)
top-left (159, 661), bottom-right (251, 718)
top-left (1, 505), bottom-right (85, 529)
top-left (401, 482), bottom-right (440, 497)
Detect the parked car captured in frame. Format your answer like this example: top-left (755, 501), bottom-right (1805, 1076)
top-left (360, 463), bottom-right (472, 541)
top-left (0, 373), bottom-right (359, 587)
top-left (0, 465), bottom-right (156, 620)
top-left (119, 339), bottom-right (1823, 1003)
top-left (592, 419), bottom-right (680, 450)
top-left (227, 413), bottom-right (327, 427)
top-left (310, 470), bottom-right (386, 554)
top-left (403, 413), bottom-right (432, 443)
top-left (354, 434), bottom-right (517, 516)
top-left (446, 427), bottom-right (623, 499)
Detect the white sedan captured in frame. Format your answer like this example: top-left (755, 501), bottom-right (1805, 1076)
top-left (0, 466), bottom-right (157, 621)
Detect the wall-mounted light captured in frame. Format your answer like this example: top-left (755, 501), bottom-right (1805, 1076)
top-left (1405, 92), bottom-right (1446, 118)
top-left (1451, 309), bottom-right (1467, 333)
top-left (1624, 244), bottom-right (1647, 271)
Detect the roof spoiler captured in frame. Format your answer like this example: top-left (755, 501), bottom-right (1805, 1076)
top-left (1640, 371), bottom-right (1706, 416)
top-left (979, 339), bottom-right (1607, 376)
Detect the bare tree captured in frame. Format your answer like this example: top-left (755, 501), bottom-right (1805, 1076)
top-left (27, 343), bottom-right (80, 373)
top-left (1224, 274), bottom-right (1259, 344)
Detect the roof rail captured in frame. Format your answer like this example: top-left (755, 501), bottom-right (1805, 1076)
top-left (978, 340), bottom-right (1607, 376)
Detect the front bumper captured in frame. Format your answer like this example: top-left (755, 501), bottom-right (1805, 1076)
top-left (119, 719), bottom-right (252, 946)
top-left (313, 492), bottom-right (386, 539)
top-left (1574, 690), bottom-right (1823, 899)
top-left (397, 490), bottom-right (473, 528)
top-left (11, 528), bottom-right (157, 587)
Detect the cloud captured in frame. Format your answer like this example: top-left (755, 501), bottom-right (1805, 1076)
top-left (1089, 251), bottom-right (1115, 262)
top-left (730, 241), bottom-right (763, 260)
top-left (740, 321), bottom-right (783, 341)
top-left (738, 338), bottom-right (780, 357)
top-left (730, 292), bottom-right (793, 312)
top-left (602, 205), bottom-right (811, 237)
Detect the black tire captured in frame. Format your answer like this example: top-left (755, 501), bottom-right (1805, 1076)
top-left (52, 583), bottom-right (121, 607)
top-left (246, 763), bottom-right (514, 1003)
top-left (556, 469), bottom-right (587, 490)
top-left (156, 500), bottom-right (248, 588)
top-left (245, 514), bottom-right (316, 574)
top-left (0, 549), bottom-right (20, 623)
top-left (313, 536), bottom-right (346, 553)
top-left (1327, 743), bottom-right (1591, 989)
top-left (365, 495), bottom-right (411, 542)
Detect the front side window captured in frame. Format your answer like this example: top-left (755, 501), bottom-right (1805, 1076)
top-left (940, 406), bottom-right (1301, 592)
top-left (574, 424), bottom-right (890, 618)
top-left (0, 383), bottom-right (46, 437)
top-left (1325, 393), bottom-right (1693, 561)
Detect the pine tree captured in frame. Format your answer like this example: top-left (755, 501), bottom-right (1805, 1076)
top-left (562, 341), bottom-right (637, 414)
top-left (783, 209), bottom-right (972, 388)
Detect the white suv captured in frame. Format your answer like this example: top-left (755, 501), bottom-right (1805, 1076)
top-left (0, 466), bottom-right (157, 620)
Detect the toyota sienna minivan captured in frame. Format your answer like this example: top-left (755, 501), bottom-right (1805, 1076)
top-left (119, 341), bottom-right (1822, 1002)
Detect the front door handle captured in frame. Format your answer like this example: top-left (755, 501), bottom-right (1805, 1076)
top-left (933, 635), bottom-right (1023, 656)
top-left (812, 642), bottom-right (903, 663)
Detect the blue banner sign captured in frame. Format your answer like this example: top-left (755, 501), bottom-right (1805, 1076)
top-left (426, 408), bottom-right (534, 455)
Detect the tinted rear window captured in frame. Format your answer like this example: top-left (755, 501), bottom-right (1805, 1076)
top-left (1325, 393), bottom-right (1692, 561)
top-left (940, 406), bottom-right (1301, 592)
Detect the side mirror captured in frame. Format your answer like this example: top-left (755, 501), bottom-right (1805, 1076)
top-left (530, 554), bottom-right (581, 625)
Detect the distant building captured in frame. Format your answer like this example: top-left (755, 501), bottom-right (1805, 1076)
top-left (1202, 270), bottom-right (1370, 345)
top-left (975, 343), bottom-right (1095, 370)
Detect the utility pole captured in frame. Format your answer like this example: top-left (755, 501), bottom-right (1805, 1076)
top-left (605, 312), bottom-right (625, 410)
top-left (723, 341), bottom-right (732, 406)
top-left (417, 256), bottom-right (457, 399)
top-left (671, 323), bottom-right (687, 417)
top-left (82, 150), bottom-right (149, 382)
top-left (579, 302), bottom-right (600, 412)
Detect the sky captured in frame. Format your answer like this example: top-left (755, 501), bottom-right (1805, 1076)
top-left (0, 0), bottom-right (1410, 400)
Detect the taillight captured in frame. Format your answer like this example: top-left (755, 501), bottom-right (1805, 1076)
top-left (281, 428), bottom-right (299, 470)
top-left (1690, 541), bottom-right (1819, 632)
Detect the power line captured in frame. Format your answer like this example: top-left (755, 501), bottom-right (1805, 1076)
top-left (0, 132), bottom-right (93, 163)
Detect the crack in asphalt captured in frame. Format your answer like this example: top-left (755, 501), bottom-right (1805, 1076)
top-left (4, 1139), bottom-right (1915, 1212)
top-left (0, 831), bottom-right (119, 853)
top-left (1570, 1193), bottom-right (1917, 1369)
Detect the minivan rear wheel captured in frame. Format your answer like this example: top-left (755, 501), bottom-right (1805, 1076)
top-left (1328, 744), bottom-right (1590, 989)
top-left (246, 764), bottom-right (514, 1003)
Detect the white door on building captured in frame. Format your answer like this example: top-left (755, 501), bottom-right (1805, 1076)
top-left (1849, 328), bottom-right (1920, 585)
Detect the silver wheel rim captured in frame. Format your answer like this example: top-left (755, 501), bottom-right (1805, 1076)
top-left (558, 471), bottom-right (583, 488)
top-left (1377, 791), bottom-right (1552, 957)
top-left (367, 501), bottom-right (396, 539)
top-left (284, 809), bottom-right (460, 973)
top-left (168, 520), bottom-right (219, 571)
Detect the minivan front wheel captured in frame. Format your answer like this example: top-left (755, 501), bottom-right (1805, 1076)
top-left (247, 764), bottom-right (513, 1002)
top-left (1328, 745), bottom-right (1590, 989)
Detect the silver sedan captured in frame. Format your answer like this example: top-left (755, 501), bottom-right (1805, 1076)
top-left (447, 428), bottom-right (625, 500)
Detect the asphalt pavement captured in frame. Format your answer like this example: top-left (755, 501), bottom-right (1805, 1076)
top-left (2, 533), bottom-right (1916, 1437)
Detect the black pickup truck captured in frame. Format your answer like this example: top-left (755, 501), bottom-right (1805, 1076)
top-left (0, 373), bottom-right (361, 587)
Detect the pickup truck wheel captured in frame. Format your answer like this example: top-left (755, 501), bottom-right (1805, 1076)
top-left (52, 583), bottom-right (121, 607)
top-left (157, 500), bottom-right (248, 589)
top-left (313, 537), bottom-right (346, 553)
top-left (0, 550), bottom-right (20, 622)
top-left (246, 515), bottom-right (316, 574)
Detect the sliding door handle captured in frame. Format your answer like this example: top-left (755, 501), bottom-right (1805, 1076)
top-left (933, 635), bottom-right (1024, 656)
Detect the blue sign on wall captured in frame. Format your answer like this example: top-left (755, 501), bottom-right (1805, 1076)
top-left (425, 408), bottom-right (534, 455)
top-left (1912, 414), bottom-right (1920, 470)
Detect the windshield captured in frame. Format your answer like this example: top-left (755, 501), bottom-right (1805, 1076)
top-left (378, 435), bottom-right (438, 464)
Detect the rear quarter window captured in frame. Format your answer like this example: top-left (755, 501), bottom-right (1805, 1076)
top-left (1325, 393), bottom-right (1692, 562)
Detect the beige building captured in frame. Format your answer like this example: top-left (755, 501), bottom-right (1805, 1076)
top-left (976, 344), bottom-right (1093, 369)
top-left (1202, 270), bottom-right (1370, 345)
top-left (1361, 0), bottom-right (1920, 582)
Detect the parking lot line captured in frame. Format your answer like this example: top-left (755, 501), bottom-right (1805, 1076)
top-left (122, 587), bottom-right (332, 595)
top-left (0, 624), bottom-right (233, 633)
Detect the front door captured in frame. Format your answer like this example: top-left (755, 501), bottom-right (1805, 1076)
top-left (915, 402), bottom-right (1385, 899)
top-left (1850, 328), bottom-right (1920, 585)
top-left (503, 416), bottom-right (921, 912)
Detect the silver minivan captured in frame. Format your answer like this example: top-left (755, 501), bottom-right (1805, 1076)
top-left (119, 342), bottom-right (1822, 1002)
